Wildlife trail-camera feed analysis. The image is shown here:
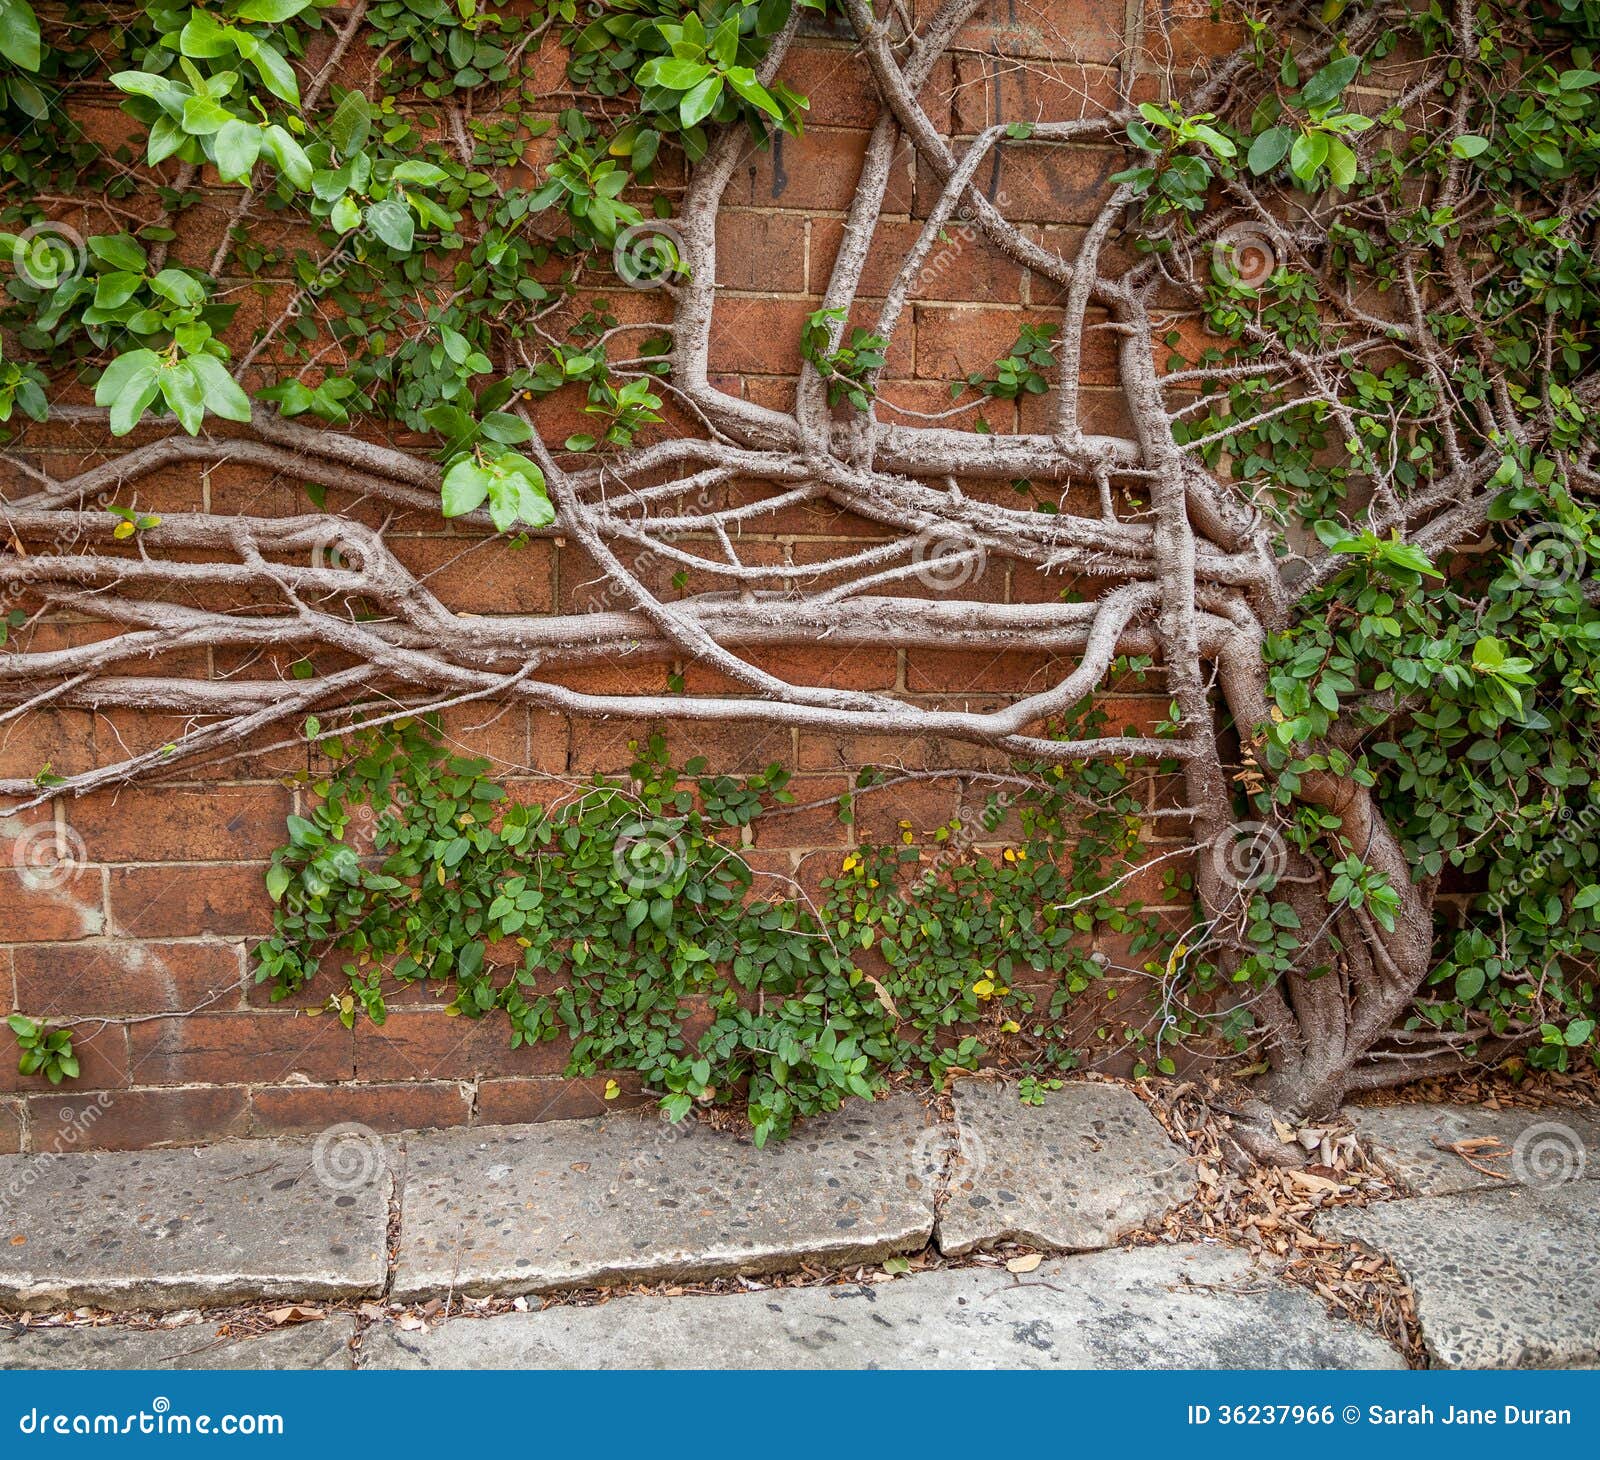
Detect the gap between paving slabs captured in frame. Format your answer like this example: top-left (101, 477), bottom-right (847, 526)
top-left (0, 1080), bottom-right (1434, 1366)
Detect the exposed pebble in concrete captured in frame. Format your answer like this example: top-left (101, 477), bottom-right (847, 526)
top-left (0, 1139), bottom-right (391, 1312)
top-left (390, 1096), bottom-right (938, 1300)
top-left (0, 1316), bottom-right (357, 1370)
top-left (363, 1244), bottom-right (1402, 1370)
top-left (1319, 1180), bottom-right (1600, 1368)
top-left (937, 1081), bottom-right (1195, 1256)
top-left (1345, 1102), bottom-right (1599, 1196)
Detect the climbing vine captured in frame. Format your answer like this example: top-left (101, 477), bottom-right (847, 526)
top-left (3, 1), bottom-right (1600, 1148)
top-left (260, 713), bottom-right (1156, 1141)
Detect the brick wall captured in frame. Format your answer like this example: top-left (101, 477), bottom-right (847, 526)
top-left (0, 1), bottom-right (1240, 1153)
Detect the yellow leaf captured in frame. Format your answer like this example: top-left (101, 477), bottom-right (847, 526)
top-left (603, 1079), bottom-right (620, 1101)
top-left (1006, 1252), bottom-right (1043, 1273)
top-left (1000, 1020), bottom-right (1021, 1034)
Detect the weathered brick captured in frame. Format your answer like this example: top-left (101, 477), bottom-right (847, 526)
top-left (109, 863), bottom-right (276, 938)
top-left (26, 1086), bottom-right (251, 1153)
top-left (473, 1073), bottom-right (650, 1126)
top-left (0, 1098), bottom-right (19, 1154)
top-left (127, 1011), bottom-right (354, 1086)
top-left (749, 776), bottom-right (852, 850)
top-left (716, 211), bottom-right (809, 293)
top-left (72, 784), bottom-right (293, 863)
top-left (0, 866), bottom-right (105, 942)
top-left (11, 940), bottom-right (244, 1017)
top-left (250, 1080), bottom-right (470, 1137)
top-left (352, 1009), bottom-right (568, 1083)
top-left (388, 535), bottom-right (557, 615)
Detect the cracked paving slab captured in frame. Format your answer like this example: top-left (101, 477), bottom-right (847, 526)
top-left (1319, 1179), bottom-right (1600, 1369)
top-left (1344, 1102), bottom-right (1600, 1196)
top-left (936, 1081), bottom-right (1196, 1256)
top-left (390, 1095), bottom-right (938, 1301)
top-left (0, 1140), bottom-right (391, 1313)
top-left (0, 1316), bottom-right (357, 1370)
top-left (362, 1243), bottom-right (1402, 1370)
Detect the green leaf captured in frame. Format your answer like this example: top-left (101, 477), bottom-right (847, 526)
top-left (188, 353), bottom-right (252, 423)
top-left (159, 360), bottom-right (207, 434)
top-left (365, 197), bottom-right (415, 252)
top-left (213, 120), bottom-right (262, 184)
top-left (679, 74), bottom-right (723, 129)
top-left (1289, 130), bottom-right (1330, 179)
top-left (1572, 885), bottom-right (1600, 910)
top-left (1298, 54), bottom-right (1361, 110)
top-left (250, 41), bottom-right (300, 106)
top-left (96, 349), bottom-right (163, 435)
top-left (0, 0), bottom-right (42, 71)
top-left (1451, 133), bottom-right (1490, 159)
top-left (441, 458), bottom-right (491, 517)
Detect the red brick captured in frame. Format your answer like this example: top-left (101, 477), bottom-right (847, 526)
top-left (12, 940), bottom-right (243, 1018)
top-left (0, 866), bottom-right (105, 942)
top-left (26, 1086), bottom-right (250, 1153)
top-left (387, 535), bottom-right (556, 615)
top-left (716, 211), bottom-right (808, 293)
top-left (856, 777), bottom-right (965, 844)
top-left (250, 1080), bottom-right (470, 1137)
top-left (109, 863), bottom-right (275, 937)
top-left (127, 1011), bottom-right (353, 1086)
top-left (352, 1009), bottom-right (569, 1083)
top-left (749, 776), bottom-right (852, 851)
top-left (474, 1074), bottom-right (651, 1126)
top-left (709, 294), bottom-right (816, 377)
top-left (0, 1020), bottom-right (128, 1093)
top-left (72, 785), bottom-right (292, 863)
top-left (0, 1098), bottom-right (19, 1153)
